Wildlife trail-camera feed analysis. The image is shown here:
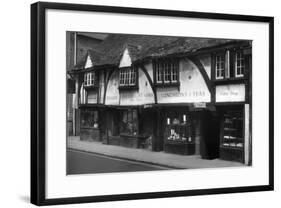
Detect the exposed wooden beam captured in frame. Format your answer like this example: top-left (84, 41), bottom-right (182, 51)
top-left (139, 64), bottom-right (158, 104)
top-left (188, 56), bottom-right (213, 93)
top-left (103, 68), bottom-right (115, 104)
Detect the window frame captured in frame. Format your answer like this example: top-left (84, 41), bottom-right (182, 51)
top-left (215, 53), bottom-right (225, 80)
top-left (213, 48), bottom-right (249, 81)
top-left (153, 59), bottom-right (180, 86)
top-left (118, 66), bottom-right (138, 90)
top-left (120, 109), bottom-right (139, 135)
top-left (234, 50), bottom-right (245, 78)
top-left (83, 71), bottom-right (97, 87)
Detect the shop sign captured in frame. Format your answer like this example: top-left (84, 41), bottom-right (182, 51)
top-left (194, 102), bottom-right (206, 108)
top-left (144, 104), bottom-right (153, 108)
top-left (216, 84), bottom-right (245, 102)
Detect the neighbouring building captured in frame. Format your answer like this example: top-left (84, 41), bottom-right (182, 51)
top-left (68, 34), bottom-right (252, 165)
top-left (66, 32), bottom-right (107, 136)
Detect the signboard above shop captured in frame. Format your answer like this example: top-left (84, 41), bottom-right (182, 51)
top-left (216, 84), bottom-right (245, 102)
top-left (193, 102), bottom-right (206, 108)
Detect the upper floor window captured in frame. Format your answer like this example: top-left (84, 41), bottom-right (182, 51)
top-left (119, 67), bottom-right (137, 87)
top-left (154, 59), bottom-right (179, 85)
top-left (215, 54), bottom-right (225, 79)
top-left (84, 72), bottom-right (95, 87)
top-left (214, 49), bottom-right (248, 80)
top-left (235, 51), bottom-right (245, 77)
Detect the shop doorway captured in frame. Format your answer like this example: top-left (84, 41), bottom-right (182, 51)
top-left (139, 108), bottom-right (156, 150)
top-left (200, 111), bottom-right (220, 159)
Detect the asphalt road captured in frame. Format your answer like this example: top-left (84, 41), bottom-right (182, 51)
top-left (67, 149), bottom-right (169, 175)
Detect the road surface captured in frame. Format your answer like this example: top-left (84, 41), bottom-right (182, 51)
top-left (67, 149), bottom-right (169, 174)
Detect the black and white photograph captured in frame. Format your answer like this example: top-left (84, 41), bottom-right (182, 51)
top-left (66, 32), bottom-right (252, 175)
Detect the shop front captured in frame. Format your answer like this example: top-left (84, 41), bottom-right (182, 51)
top-left (217, 104), bottom-right (246, 163)
top-left (79, 107), bottom-right (102, 142)
top-left (103, 107), bottom-right (153, 150)
top-left (156, 105), bottom-right (220, 158)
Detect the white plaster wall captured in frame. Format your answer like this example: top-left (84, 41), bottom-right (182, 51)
top-left (119, 67), bottom-right (155, 105)
top-left (146, 62), bottom-right (154, 79)
top-left (198, 54), bottom-right (211, 79)
top-left (157, 58), bottom-right (211, 103)
top-left (105, 70), bottom-right (120, 105)
top-left (87, 91), bottom-right (98, 104)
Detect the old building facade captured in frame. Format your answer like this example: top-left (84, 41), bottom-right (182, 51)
top-left (66, 32), bottom-right (107, 136)
top-left (68, 34), bottom-right (252, 164)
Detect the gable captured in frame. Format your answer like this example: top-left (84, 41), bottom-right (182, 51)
top-left (119, 48), bottom-right (132, 68)
top-left (84, 55), bottom-right (93, 69)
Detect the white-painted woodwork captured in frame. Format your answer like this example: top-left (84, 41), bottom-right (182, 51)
top-left (244, 104), bottom-right (250, 165)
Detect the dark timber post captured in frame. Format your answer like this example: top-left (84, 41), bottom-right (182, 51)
top-left (152, 107), bottom-right (163, 152)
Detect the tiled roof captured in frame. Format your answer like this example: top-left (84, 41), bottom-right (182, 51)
top-left (71, 33), bottom-right (249, 71)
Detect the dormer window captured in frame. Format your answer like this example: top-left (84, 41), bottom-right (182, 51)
top-left (84, 72), bottom-right (95, 87)
top-left (118, 47), bottom-right (138, 90)
top-left (154, 59), bottom-right (179, 86)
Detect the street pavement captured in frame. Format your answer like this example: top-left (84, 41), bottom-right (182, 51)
top-left (68, 136), bottom-right (245, 170)
top-left (67, 149), bottom-right (169, 174)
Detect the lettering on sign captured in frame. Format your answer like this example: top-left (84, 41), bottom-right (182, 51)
top-left (159, 91), bottom-right (206, 98)
top-left (216, 84), bottom-right (245, 102)
top-left (194, 102), bottom-right (206, 108)
top-left (120, 92), bottom-right (154, 105)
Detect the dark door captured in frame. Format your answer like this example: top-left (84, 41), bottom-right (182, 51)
top-left (200, 111), bottom-right (220, 159)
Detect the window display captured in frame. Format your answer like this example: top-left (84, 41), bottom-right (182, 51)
top-left (221, 110), bottom-right (244, 148)
top-left (80, 109), bottom-right (99, 128)
top-left (165, 111), bottom-right (193, 143)
top-left (120, 109), bottom-right (138, 135)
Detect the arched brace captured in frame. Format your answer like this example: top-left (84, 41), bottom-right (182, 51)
top-left (103, 68), bottom-right (115, 104)
top-left (188, 56), bottom-right (213, 93)
top-left (139, 64), bottom-right (158, 104)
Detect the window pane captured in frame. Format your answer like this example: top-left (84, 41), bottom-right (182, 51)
top-left (235, 52), bottom-right (245, 76)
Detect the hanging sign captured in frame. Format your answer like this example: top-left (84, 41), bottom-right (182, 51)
top-left (193, 102), bottom-right (207, 108)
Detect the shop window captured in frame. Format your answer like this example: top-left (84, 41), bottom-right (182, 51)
top-left (120, 109), bottom-right (138, 135)
top-left (84, 72), bottom-right (95, 87)
top-left (165, 111), bottom-right (193, 143)
top-left (221, 110), bottom-right (244, 148)
top-left (154, 59), bottom-right (179, 85)
top-left (80, 109), bottom-right (99, 128)
top-left (119, 67), bottom-right (137, 88)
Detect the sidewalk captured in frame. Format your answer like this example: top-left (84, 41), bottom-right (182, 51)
top-left (67, 136), bottom-right (244, 169)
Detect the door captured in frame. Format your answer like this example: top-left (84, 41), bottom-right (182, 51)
top-left (200, 111), bottom-right (220, 159)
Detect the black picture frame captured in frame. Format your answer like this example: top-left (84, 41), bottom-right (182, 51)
top-left (31, 1), bottom-right (274, 206)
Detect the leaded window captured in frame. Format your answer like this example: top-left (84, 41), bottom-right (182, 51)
top-left (119, 67), bottom-right (137, 87)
